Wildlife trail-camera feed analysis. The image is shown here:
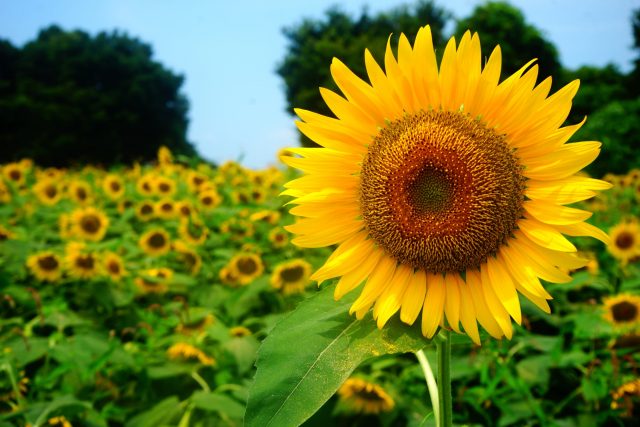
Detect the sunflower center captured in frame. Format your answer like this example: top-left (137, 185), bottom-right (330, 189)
top-left (148, 232), bottom-right (166, 248)
top-left (612, 301), bottom-right (638, 322)
top-left (76, 188), bottom-right (87, 200)
top-left (9, 170), bottom-right (21, 181)
top-left (360, 110), bottom-right (525, 273)
top-left (237, 258), bottom-right (257, 275)
top-left (81, 215), bottom-right (101, 234)
top-left (281, 266), bottom-right (304, 283)
top-left (38, 255), bottom-right (59, 271)
top-left (108, 261), bottom-right (121, 274)
top-left (615, 231), bottom-right (634, 250)
top-left (45, 185), bottom-right (57, 198)
top-left (140, 204), bottom-right (153, 215)
top-left (76, 254), bottom-right (95, 270)
top-left (110, 181), bottom-right (121, 191)
top-left (159, 183), bottom-right (171, 193)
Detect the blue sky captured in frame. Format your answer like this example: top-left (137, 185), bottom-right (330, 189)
top-left (0, 0), bottom-right (637, 168)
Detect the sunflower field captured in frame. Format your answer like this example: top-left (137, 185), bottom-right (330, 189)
top-left (0, 144), bottom-right (638, 427)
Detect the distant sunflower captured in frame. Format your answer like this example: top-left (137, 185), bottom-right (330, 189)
top-left (270, 259), bottom-right (312, 295)
top-left (220, 217), bottom-right (254, 240)
top-left (103, 252), bottom-right (127, 282)
top-left (283, 25), bottom-right (610, 344)
top-left (139, 229), bottom-right (171, 256)
top-left (67, 180), bottom-right (92, 204)
top-left (117, 198), bottom-right (134, 213)
top-left (154, 176), bottom-right (177, 197)
top-left (186, 170), bottom-right (208, 193)
top-left (175, 313), bottom-right (215, 336)
top-left (603, 294), bottom-right (640, 330)
top-left (173, 240), bottom-right (202, 274)
top-left (228, 253), bottom-right (264, 285)
top-left (608, 221), bottom-right (640, 265)
top-left (338, 378), bottom-right (395, 415)
top-left (155, 198), bottom-right (176, 219)
top-left (157, 146), bottom-right (174, 165)
top-left (66, 251), bottom-right (100, 279)
top-left (229, 326), bottom-right (252, 337)
top-left (250, 210), bottom-right (281, 225)
top-left (71, 207), bottom-right (109, 241)
top-left (166, 342), bottom-right (215, 366)
top-left (135, 200), bottom-right (156, 221)
top-left (2, 162), bottom-right (26, 186)
top-left (178, 218), bottom-right (209, 245)
top-left (136, 174), bottom-right (155, 196)
top-left (268, 227), bottom-right (289, 248)
top-left (219, 266), bottom-right (239, 285)
top-left (33, 179), bottom-right (62, 205)
top-left (175, 200), bottom-right (195, 218)
top-left (135, 267), bottom-right (173, 293)
top-left (198, 190), bottom-right (221, 210)
top-left (26, 252), bottom-right (62, 282)
top-left (102, 174), bottom-right (125, 200)
top-left (611, 378), bottom-right (640, 417)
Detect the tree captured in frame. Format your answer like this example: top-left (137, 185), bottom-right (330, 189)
top-left (0, 26), bottom-right (196, 167)
top-left (454, 1), bottom-right (561, 84)
top-left (277, 1), bottom-right (451, 146)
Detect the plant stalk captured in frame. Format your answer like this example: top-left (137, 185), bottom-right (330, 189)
top-left (436, 330), bottom-right (453, 427)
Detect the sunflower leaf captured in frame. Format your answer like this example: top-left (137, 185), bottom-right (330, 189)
top-left (245, 284), bottom-right (428, 427)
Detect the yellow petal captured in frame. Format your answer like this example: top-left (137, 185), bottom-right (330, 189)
top-left (523, 200), bottom-right (592, 225)
top-left (480, 264), bottom-right (513, 339)
top-left (486, 256), bottom-right (521, 324)
top-left (458, 279), bottom-right (481, 345)
top-left (399, 269), bottom-right (426, 325)
top-left (518, 217), bottom-right (577, 252)
top-left (373, 264), bottom-right (413, 328)
top-left (349, 255), bottom-right (397, 316)
top-left (466, 269), bottom-right (504, 339)
top-left (311, 232), bottom-right (372, 283)
top-left (444, 273), bottom-right (462, 333)
top-left (421, 273), bottom-right (445, 338)
top-left (334, 248), bottom-right (385, 300)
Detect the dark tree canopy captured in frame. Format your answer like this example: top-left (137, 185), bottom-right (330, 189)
top-left (454, 1), bottom-right (561, 84)
top-left (276, 0), bottom-right (451, 146)
top-left (0, 26), bottom-right (196, 167)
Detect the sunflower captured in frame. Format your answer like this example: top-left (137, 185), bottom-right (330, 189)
top-left (198, 190), bottom-right (221, 210)
top-left (607, 221), bottom-right (640, 265)
top-left (135, 200), bottom-right (156, 221)
top-left (66, 251), bottom-right (100, 279)
top-left (2, 162), bottom-right (26, 186)
top-left (26, 252), bottom-right (62, 282)
top-left (117, 198), bottom-right (134, 213)
top-left (157, 146), bottom-right (174, 165)
top-left (220, 217), bottom-right (254, 240)
top-left (178, 217), bottom-right (209, 245)
top-left (175, 200), bottom-right (195, 218)
top-left (166, 342), bottom-right (215, 366)
top-left (268, 227), bottom-right (289, 248)
top-left (175, 313), bottom-right (215, 336)
top-left (611, 378), bottom-right (640, 417)
top-left (135, 268), bottom-right (173, 293)
top-left (136, 174), bottom-right (155, 196)
top-left (603, 294), bottom-right (640, 330)
top-left (186, 170), bottom-right (208, 193)
top-left (139, 229), bottom-right (171, 256)
top-left (67, 180), bottom-right (92, 204)
top-left (102, 174), bottom-right (125, 200)
top-left (229, 326), bottom-right (252, 337)
top-left (154, 176), bottom-right (177, 197)
top-left (0, 224), bottom-right (15, 241)
top-left (155, 198), bottom-right (176, 219)
top-left (282, 26), bottom-right (610, 344)
top-left (173, 240), bottom-right (202, 274)
top-left (270, 259), bottom-right (312, 295)
top-left (70, 207), bottom-right (109, 241)
top-left (228, 253), bottom-right (264, 285)
top-left (219, 266), bottom-right (239, 285)
top-left (33, 179), bottom-right (62, 205)
top-left (47, 416), bottom-right (72, 427)
top-left (103, 252), bottom-right (127, 282)
top-left (337, 378), bottom-right (395, 415)
top-left (250, 210), bottom-right (281, 225)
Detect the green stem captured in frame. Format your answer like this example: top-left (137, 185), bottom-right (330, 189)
top-left (436, 330), bottom-right (453, 427)
top-left (415, 349), bottom-right (440, 427)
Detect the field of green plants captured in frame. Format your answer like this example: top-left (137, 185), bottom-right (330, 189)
top-left (0, 148), bottom-right (639, 426)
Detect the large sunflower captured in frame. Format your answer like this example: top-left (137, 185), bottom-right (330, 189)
top-left (282, 26), bottom-right (610, 344)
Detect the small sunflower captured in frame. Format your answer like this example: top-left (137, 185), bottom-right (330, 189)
top-left (136, 174), bottom-right (155, 196)
top-left (228, 253), bottom-right (264, 285)
top-left (268, 227), bottom-right (289, 248)
top-left (186, 170), bottom-right (208, 193)
top-left (607, 221), bottom-right (640, 265)
top-left (337, 378), bottom-right (395, 415)
top-left (611, 378), bottom-right (640, 417)
top-left (166, 342), bottom-right (215, 366)
top-left (179, 218), bottom-right (209, 245)
top-left (603, 294), bottom-right (640, 330)
top-left (67, 180), bottom-right (93, 204)
top-left (2, 162), bottom-right (26, 186)
top-left (66, 251), bottom-right (100, 279)
top-left (198, 190), bottom-right (222, 210)
top-left (283, 25), bottom-right (610, 344)
top-left (135, 267), bottom-right (173, 293)
top-left (33, 179), bottom-right (62, 205)
top-left (154, 175), bottom-right (177, 197)
top-left (175, 313), bottom-right (215, 336)
top-left (173, 240), bottom-right (202, 274)
top-left (155, 198), bottom-right (176, 219)
top-left (270, 259), bottom-right (312, 295)
top-left (220, 217), bottom-right (254, 240)
top-left (117, 198), bottom-right (134, 213)
top-left (250, 210), bottom-right (281, 225)
top-left (229, 326), bottom-right (252, 337)
top-left (103, 252), bottom-right (127, 282)
top-left (157, 146), bottom-right (174, 165)
top-left (135, 200), bottom-right (156, 221)
top-left (26, 252), bottom-right (62, 282)
top-left (70, 207), bottom-right (109, 241)
top-left (219, 266), bottom-right (239, 285)
top-left (175, 200), bottom-right (195, 218)
top-left (102, 174), bottom-right (125, 200)
top-left (139, 229), bottom-right (171, 256)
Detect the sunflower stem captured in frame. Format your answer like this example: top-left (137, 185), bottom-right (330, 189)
top-left (415, 348), bottom-right (439, 426)
top-left (436, 330), bottom-right (453, 427)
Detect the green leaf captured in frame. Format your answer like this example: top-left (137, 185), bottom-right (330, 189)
top-left (191, 391), bottom-right (245, 419)
top-left (125, 396), bottom-right (182, 427)
top-left (245, 284), bottom-right (429, 427)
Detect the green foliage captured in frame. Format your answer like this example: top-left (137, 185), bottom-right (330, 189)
top-left (454, 1), bottom-right (561, 83)
top-left (276, 0), bottom-right (450, 147)
top-left (244, 284), bottom-right (428, 427)
top-left (575, 98), bottom-right (640, 176)
top-left (0, 26), bottom-right (196, 167)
